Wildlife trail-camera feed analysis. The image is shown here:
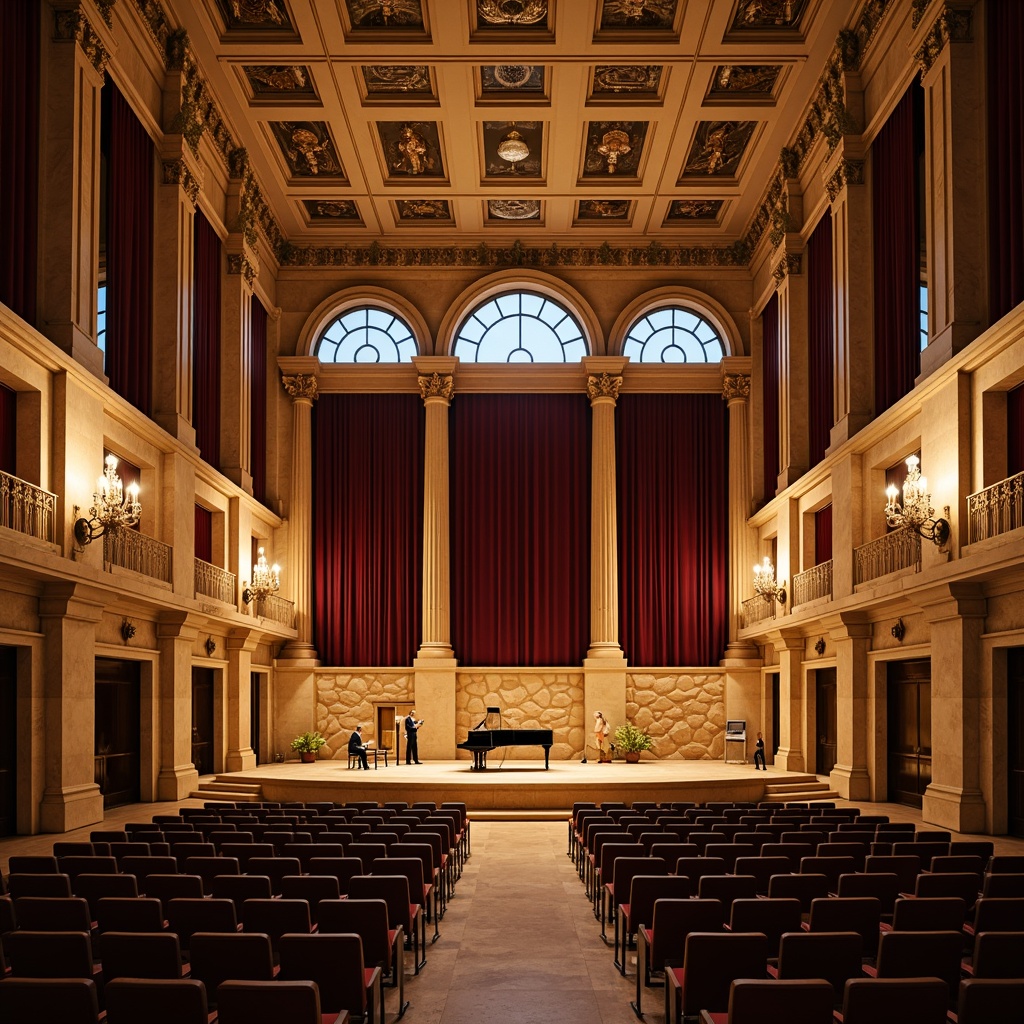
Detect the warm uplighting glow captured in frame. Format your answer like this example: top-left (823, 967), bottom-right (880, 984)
top-left (753, 555), bottom-right (786, 604)
top-left (73, 454), bottom-right (141, 546)
top-left (243, 547), bottom-right (281, 605)
top-left (884, 454), bottom-right (950, 545)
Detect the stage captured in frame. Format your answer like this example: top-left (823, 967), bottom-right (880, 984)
top-left (195, 759), bottom-right (834, 815)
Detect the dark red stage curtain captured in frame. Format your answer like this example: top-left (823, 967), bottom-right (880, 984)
top-left (312, 394), bottom-right (424, 667)
top-left (988, 0), bottom-right (1024, 322)
top-left (815, 504), bottom-right (833, 565)
top-left (194, 505), bottom-right (213, 564)
top-left (617, 393), bottom-right (729, 667)
top-left (103, 81), bottom-right (153, 415)
top-left (762, 292), bottom-right (780, 501)
top-left (1009, 383), bottom-right (1024, 476)
top-left (193, 211), bottom-right (221, 468)
top-left (451, 394), bottom-right (590, 667)
top-left (808, 210), bottom-right (834, 466)
top-left (0, 0), bottom-right (39, 322)
top-left (873, 81), bottom-right (922, 416)
top-left (0, 382), bottom-right (16, 475)
top-left (250, 296), bottom-right (268, 504)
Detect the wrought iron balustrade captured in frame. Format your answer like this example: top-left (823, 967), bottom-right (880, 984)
top-left (854, 526), bottom-right (920, 585)
top-left (256, 593), bottom-right (294, 627)
top-left (194, 557), bottom-right (237, 604)
top-left (741, 592), bottom-right (776, 627)
top-left (967, 471), bottom-right (1024, 543)
top-left (0, 469), bottom-right (57, 544)
top-left (792, 559), bottom-right (833, 606)
top-left (103, 525), bottom-right (172, 583)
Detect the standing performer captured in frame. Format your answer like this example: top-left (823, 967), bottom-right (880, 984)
top-left (753, 731), bottom-right (766, 770)
top-left (404, 708), bottom-right (424, 764)
top-left (593, 711), bottom-right (611, 761)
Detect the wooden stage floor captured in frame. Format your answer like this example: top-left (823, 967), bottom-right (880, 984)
top-left (201, 759), bottom-right (827, 814)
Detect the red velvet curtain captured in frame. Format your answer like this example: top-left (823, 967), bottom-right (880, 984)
top-left (104, 81), bottom-right (153, 415)
top-left (808, 210), bottom-right (834, 466)
top-left (193, 211), bottom-right (221, 468)
top-left (312, 394), bottom-right (424, 666)
top-left (0, 0), bottom-right (39, 322)
top-left (617, 393), bottom-right (729, 667)
top-left (0, 382), bottom-right (16, 475)
top-left (988, 0), bottom-right (1024, 321)
top-left (1009, 383), bottom-right (1024, 476)
top-left (250, 296), bottom-right (268, 503)
top-left (873, 81), bottom-right (922, 416)
top-left (814, 504), bottom-right (833, 565)
top-left (194, 505), bottom-right (213, 563)
top-left (451, 394), bottom-right (590, 666)
top-left (762, 292), bottom-right (780, 501)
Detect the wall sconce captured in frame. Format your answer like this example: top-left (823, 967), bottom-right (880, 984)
top-left (205, 636), bottom-right (217, 657)
top-left (753, 556), bottom-right (786, 605)
top-left (242, 547), bottom-right (280, 605)
top-left (74, 454), bottom-right (141, 546)
top-left (814, 637), bottom-right (826, 656)
top-left (884, 454), bottom-right (950, 545)
top-left (891, 617), bottom-right (906, 642)
top-left (121, 618), bottom-right (136, 643)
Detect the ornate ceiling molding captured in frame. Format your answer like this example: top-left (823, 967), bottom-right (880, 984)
top-left (227, 252), bottom-right (258, 286)
top-left (772, 252), bottom-right (802, 282)
top-left (916, 3), bottom-right (973, 75)
top-left (417, 373), bottom-right (454, 401)
top-left (96, 0), bottom-right (118, 28)
top-left (722, 373), bottom-right (751, 402)
top-left (53, 6), bottom-right (111, 76)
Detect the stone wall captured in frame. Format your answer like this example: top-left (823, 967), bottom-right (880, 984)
top-left (456, 671), bottom-right (585, 760)
top-left (315, 670), bottom-right (414, 760)
top-left (626, 671), bottom-right (725, 759)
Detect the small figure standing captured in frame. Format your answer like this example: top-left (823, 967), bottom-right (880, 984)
top-left (753, 731), bottom-right (766, 771)
top-left (594, 711), bottom-right (611, 760)
top-left (348, 725), bottom-right (370, 770)
top-left (404, 708), bottom-right (424, 764)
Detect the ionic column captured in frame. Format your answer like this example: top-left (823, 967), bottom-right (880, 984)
top-left (415, 362), bottom-right (456, 659)
top-left (279, 371), bottom-right (319, 661)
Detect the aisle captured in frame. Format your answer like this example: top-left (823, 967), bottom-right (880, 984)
top-left (402, 820), bottom-right (645, 1024)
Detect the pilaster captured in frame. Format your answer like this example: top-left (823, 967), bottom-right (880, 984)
top-left (822, 612), bottom-right (872, 799)
top-left (224, 627), bottom-right (259, 771)
top-left (768, 630), bottom-right (806, 772)
top-left (155, 611), bottom-right (202, 800)
top-left (162, 450), bottom-right (197, 599)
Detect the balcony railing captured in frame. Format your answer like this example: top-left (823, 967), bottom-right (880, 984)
top-left (741, 593), bottom-right (777, 627)
top-left (256, 594), bottom-right (295, 627)
top-left (104, 526), bottom-right (172, 584)
top-left (0, 469), bottom-right (57, 544)
top-left (792, 559), bottom-right (833, 606)
top-left (194, 557), bottom-right (237, 604)
top-left (854, 526), bottom-right (920, 585)
top-left (967, 471), bottom-right (1024, 544)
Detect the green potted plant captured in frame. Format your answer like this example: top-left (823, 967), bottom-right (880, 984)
top-left (614, 723), bottom-right (653, 763)
top-left (291, 730), bottom-right (327, 763)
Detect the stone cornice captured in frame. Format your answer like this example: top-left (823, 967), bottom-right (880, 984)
top-left (772, 252), bottom-right (802, 282)
top-left (231, 150), bottom-right (285, 256)
top-left (95, 0), bottom-right (117, 28)
top-left (281, 374), bottom-right (319, 403)
top-left (586, 373), bottom-right (623, 403)
top-left (53, 5), bottom-right (111, 76)
top-left (916, 3), bottom-right (974, 75)
top-left (417, 373), bottom-right (455, 402)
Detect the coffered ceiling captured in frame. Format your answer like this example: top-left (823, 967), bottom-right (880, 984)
top-left (166, 0), bottom-right (864, 250)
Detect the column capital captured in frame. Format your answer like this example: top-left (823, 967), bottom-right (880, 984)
top-left (282, 374), bottom-right (318, 403)
top-left (418, 372), bottom-right (454, 403)
top-left (721, 373), bottom-right (751, 404)
top-left (161, 157), bottom-right (202, 207)
top-left (52, 4), bottom-right (110, 77)
top-left (820, 611), bottom-right (873, 642)
top-left (586, 372), bottom-right (623, 405)
top-left (772, 250), bottom-right (803, 283)
top-left (916, 2), bottom-right (975, 76)
top-left (226, 251), bottom-right (258, 286)
top-left (824, 156), bottom-right (866, 204)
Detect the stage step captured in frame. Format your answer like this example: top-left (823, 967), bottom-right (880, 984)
top-left (189, 775), bottom-right (264, 803)
top-left (760, 776), bottom-right (840, 803)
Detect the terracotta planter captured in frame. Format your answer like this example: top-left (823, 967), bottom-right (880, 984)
top-left (299, 751), bottom-right (317, 763)
top-left (624, 751), bottom-right (641, 764)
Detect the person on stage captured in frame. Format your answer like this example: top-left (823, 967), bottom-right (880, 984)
top-left (348, 725), bottom-right (370, 770)
top-left (593, 710), bottom-right (611, 761)
top-left (404, 709), bottom-right (424, 764)
top-left (753, 731), bottom-right (766, 770)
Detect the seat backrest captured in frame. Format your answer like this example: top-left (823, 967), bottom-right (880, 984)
top-left (647, 898), bottom-right (724, 972)
top-left (864, 854), bottom-right (921, 891)
top-left (970, 930), bottom-right (1024, 979)
top-left (767, 872), bottom-right (829, 913)
top-left (307, 856), bottom-right (365, 895)
top-left (624, 875), bottom-right (691, 933)
top-left (188, 932), bottom-right (274, 1000)
top-left (372, 857), bottom-right (425, 906)
top-left (215, 979), bottom-right (321, 1024)
top-left (807, 896), bottom-right (881, 957)
top-left (675, 856), bottom-right (726, 885)
top-left (836, 871), bottom-right (900, 915)
top-left (74, 872), bottom-right (139, 916)
top-left (913, 870), bottom-right (981, 909)
top-left (210, 873), bottom-right (272, 913)
top-left (241, 898), bottom-right (311, 948)
top-left (728, 898), bottom-right (802, 958)
top-left (890, 895), bottom-right (966, 932)
top-left (987, 855), bottom-right (1024, 874)
top-left (0, 976), bottom-right (99, 1023)
top-left (347, 874), bottom-right (413, 934)
top-left (840, 977), bottom-right (949, 1024)
top-left (971, 896), bottom-right (1024, 933)
top-left (104, 977), bottom-right (208, 1024)
top-left (278, 932), bottom-right (366, 1015)
top-left (7, 856), bottom-right (59, 875)
top-left (13, 896), bottom-right (91, 932)
top-left (776, 929), bottom-right (863, 999)
top-left (981, 872), bottom-right (1024, 898)
top-left (733, 856), bottom-right (791, 895)
top-left (874, 929), bottom-right (964, 998)
top-left (317, 897), bottom-right (393, 971)
top-left (697, 874), bottom-right (758, 909)
top-left (957, 978), bottom-right (1024, 1024)
top-left (279, 874), bottom-right (341, 920)
top-left (121, 856), bottom-right (180, 882)
top-left (681, 931), bottom-right (769, 1016)
top-left (8, 929), bottom-right (94, 979)
top-left (141, 873), bottom-right (204, 907)
top-left (7, 873), bottom-right (72, 900)
top-left (96, 896), bottom-right (163, 934)
top-left (166, 897), bottom-right (238, 944)
top-left (726, 978), bottom-right (835, 1024)
top-left (99, 930), bottom-right (183, 981)
top-left (246, 857), bottom-right (301, 894)
top-left (893, 841), bottom-right (948, 870)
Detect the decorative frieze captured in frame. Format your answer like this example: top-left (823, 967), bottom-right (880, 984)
top-left (722, 374), bottom-right (751, 402)
top-left (226, 253), bottom-right (257, 286)
top-left (824, 158), bottom-right (866, 203)
top-left (772, 252), bottom-right (802, 282)
top-left (161, 158), bottom-right (201, 204)
top-left (586, 373), bottom-right (623, 403)
top-left (282, 374), bottom-right (318, 403)
top-left (53, 6), bottom-right (110, 76)
top-left (916, 3), bottom-right (974, 75)
top-left (95, 0), bottom-right (117, 27)
top-left (911, 0), bottom-right (933, 29)
top-left (417, 373), bottom-right (454, 402)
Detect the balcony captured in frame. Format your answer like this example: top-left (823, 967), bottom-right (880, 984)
top-left (792, 559), bottom-right (833, 606)
top-left (967, 471), bottom-right (1024, 544)
top-left (741, 593), bottom-right (777, 627)
top-left (194, 558), bottom-right (237, 605)
top-left (104, 526), bottom-right (172, 584)
top-left (256, 593), bottom-right (295, 628)
top-left (854, 526), bottom-right (920, 585)
top-left (0, 469), bottom-right (57, 545)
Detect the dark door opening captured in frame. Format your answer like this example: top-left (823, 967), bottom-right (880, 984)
top-left (191, 667), bottom-right (215, 776)
top-left (250, 671), bottom-right (261, 765)
top-left (816, 667), bottom-right (837, 776)
top-left (770, 672), bottom-right (780, 758)
top-left (886, 658), bottom-right (932, 808)
top-left (94, 657), bottom-right (141, 809)
top-left (1008, 649), bottom-right (1024, 837)
top-left (0, 646), bottom-right (17, 836)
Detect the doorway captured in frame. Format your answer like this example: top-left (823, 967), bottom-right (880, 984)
top-left (1007, 649), bottom-right (1024, 836)
top-left (886, 658), bottom-right (932, 808)
top-left (94, 657), bottom-right (141, 809)
top-left (770, 671), bottom-right (780, 757)
top-left (191, 667), bottom-right (215, 776)
top-left (0, 646), bottom-right (16, 836)
top-left (250, 671), bottom-right (261, 764)
top-left (376, 703), bottom-right (414, 765)
top-left (816, 668), bottom-right (837, 776)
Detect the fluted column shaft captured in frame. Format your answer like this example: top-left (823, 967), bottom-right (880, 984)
top-left (723, 368), bottom-right (755, 648)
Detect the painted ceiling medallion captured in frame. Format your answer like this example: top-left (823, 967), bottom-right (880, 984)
top-left (484, 121), bottom-right (543, 178)
top-left (494, 64), bottom-right (532, 87)
top-left (577, 199), bottom-right (631, 219)
top-left (481, 65), bottom-right (545, 95)
top-left (477, 0), bottom-right (547, 25)
top-left (244, 65), bottom-right (315, 98)
top-left (362, 65), bottom-right (433, 96)
top-left (378, 122), bottom-right (445, 178)
top-left (682, 120), bottom-right (756, 177)
top-left (708, 65), bottom-right (781, 97)
top-left (732, 0), bottom-right (806, 30)
top-left (488, 199), bottom-right (540, 219)
top-left (592, 65), bottom-right (662, 95)
top-left (599, 0), bottom-right (677, 29)
top-left (345, 0), bottom-right (424, 27)
top-left (216, 0), bottom-right (292, 29)
top-left (304, 199), bottom-right (360, 220)
top-left (396, 199), bottom-right (452, 220)
top-left (270, 121), bottom-right (345, 178)
top-left (666, 199), bottom-right (724, 221)
top-left (583, 121), bottom-right (647, 178)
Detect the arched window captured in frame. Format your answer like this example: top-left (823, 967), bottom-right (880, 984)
top-left (622, 305), bottom-right (725, 363)
top-left (314, 306), bottom-right (417, 363)
top-left (453, 291), bottom-right (588, 363)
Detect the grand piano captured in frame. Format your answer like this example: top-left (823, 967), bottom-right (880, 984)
top-left (457, 707), bottom-right (553, 770)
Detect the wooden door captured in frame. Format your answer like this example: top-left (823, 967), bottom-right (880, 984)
top-left (1008, 649), bottom-right (1024, 836)
top-left (191, 668), bottom-right (215, 776)
top-left (886, 658), bottom-right (932, 808)
top-left (816, 668), bottom-right (837, 776)
top-left (0, 646), bottom-right (16, 836)
top-left (94, 657), bottom-right (141, 809)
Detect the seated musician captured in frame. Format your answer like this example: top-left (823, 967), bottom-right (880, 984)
top-left (348, 725), bottom-right (370, 770)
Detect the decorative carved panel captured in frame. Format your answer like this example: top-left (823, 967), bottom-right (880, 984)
top-left (396, 199), bottom-right (453, 222)
top-left (486, 199), bottom-right (541, 222)
top-left (343, 0), bottom-right (425, 29)
top-left (302, 199), bottom-right (361, 222)
top-left (706, 64), bottom-right (781, 100)
top-left (480, 64), bottom-right (546, 97)
top-left (361, 64), bottom-right (434, 99)
top-left (376, 121), bottom-right (446, 179)
top-left (581, 121), bottom-right (648, 178)
top-left (483, 120), bottom-right (544, 179)
top-left (576, 199), bottom-right (631, 221)
top-left (681, 120), bottom-right (757, 178)
top-left (590, 65), bottom-right (663, 99)
top-left (269, 121), bottom-right (346, 179)
top-left (599, 0), bottom-right (678, 29)
top-left (243, 65), bottom-right (317, 101)
top-left (665, 199), bottom-right (725, 222)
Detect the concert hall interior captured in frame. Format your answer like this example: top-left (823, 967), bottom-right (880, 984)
top-left (2, 0), bottom-right (1024, 848)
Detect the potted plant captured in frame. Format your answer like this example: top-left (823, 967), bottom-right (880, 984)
top-left (614, 723), bottom-right (653, 763)
top-left (291, 730), bottom-right (327, 763)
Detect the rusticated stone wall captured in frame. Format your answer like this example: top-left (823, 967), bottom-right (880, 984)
top-left (626, 671), bottom-right (725, 759)
top-left (456, 671), bottom-right (585, 760)
top-left (314, 671), bottom-right (414, 760)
